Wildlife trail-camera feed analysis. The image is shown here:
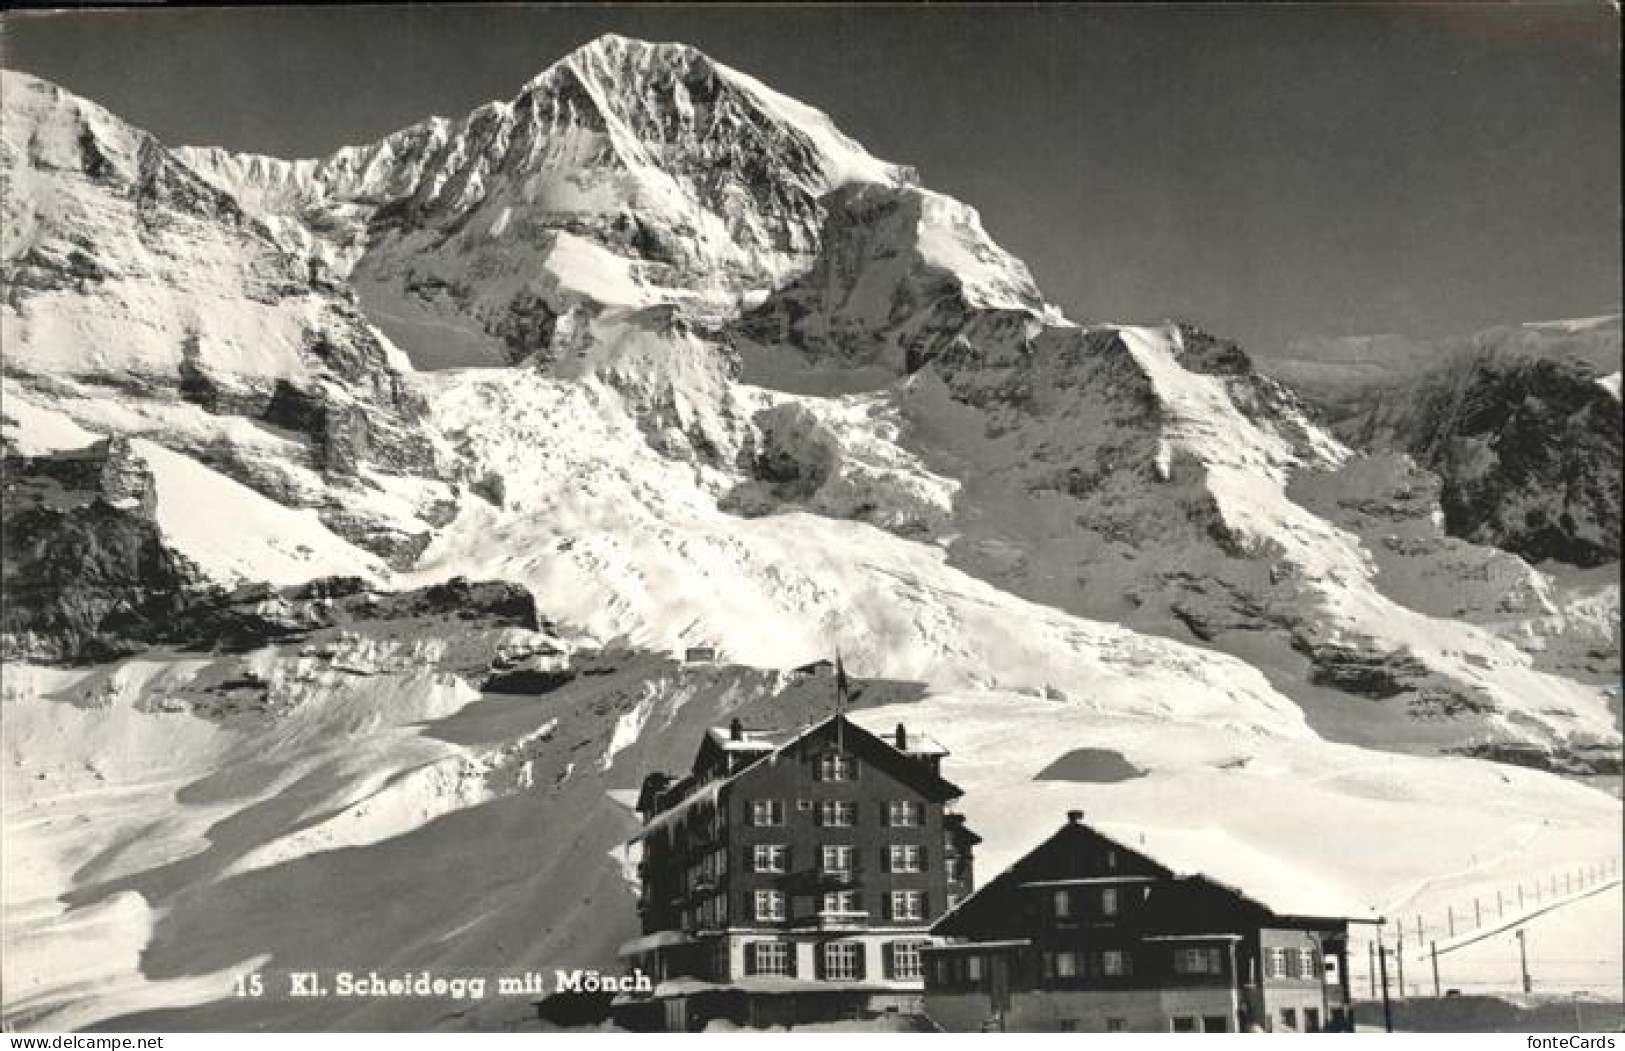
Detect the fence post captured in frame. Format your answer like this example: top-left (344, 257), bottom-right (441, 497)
top-left (1497, 889), bottom-right (1504, 917)
top-left (1447, 905), bottom-right (1455, 937)
top-left (1430, 941), bottom-right (1440, 998)
top-left (1474, 898), bottom-right (1481, 928)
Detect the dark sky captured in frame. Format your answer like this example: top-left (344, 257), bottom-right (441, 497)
top-left (3, 4), bottom-right (1619, 353)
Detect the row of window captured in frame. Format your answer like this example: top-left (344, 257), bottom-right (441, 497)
top-left (1042, 948), bottom-right (1132, 980)
top-left (746, 939), bottom-right (929, 981)
top-left (1050, 886), bottom-right (1128, 920)
top-left (1265, 946), bottom-right (1323, 981)
top-left (753, 889), bottom-right (930, 923)
top-left (1055, 1016), bottom-right (1231, 1033)
top-left (749, 843), bottom-right (928, 874)
top-left (748, 799), bottom-right (927, 827)
top-left (1277, 1006), bottom-right (1323, 1032)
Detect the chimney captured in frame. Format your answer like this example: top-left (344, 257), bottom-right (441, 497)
top-left (895, 723), bottom-right (908, 750)
top-left (729, 718), bottom-right (743, 742)
top-left (1066, 809), bottom-right (1085, 826)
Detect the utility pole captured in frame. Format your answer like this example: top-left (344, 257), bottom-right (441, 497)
top-left (1395, 927), bottom-right (1407, 999)
top-left (1368, 941), bottom-right (1378, 999)
top-left (1376, 935), bottom-right (1394, 1033)
top-left (1515, 928), bottom-right (1532, 994)
top-left (1429, 941), bottom-right (1441, 998)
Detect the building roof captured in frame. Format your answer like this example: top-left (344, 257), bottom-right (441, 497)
top-left (703, 726), bottom-right (790, 753)
top-left (1088, 820), bottom-right (1380, 923)
top-left (934, 815), bottom-right (1379, 933)
top-left (631, 713), bottom-right (963, 841)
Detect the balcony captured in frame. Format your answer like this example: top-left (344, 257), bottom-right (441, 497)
top-left (794, 909), bottom-right (871, 932)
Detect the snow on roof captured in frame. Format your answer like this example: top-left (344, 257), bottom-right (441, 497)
top-left (705, 726), bottom-right (789, 752)
top-left (631, 779), bottom-right (724, 841)
top-left (640, 974), bottom-right (924, 1000)
top-left (1090, 820), bottom-right (1380, 922)
top-left (617, 930), bottom-right (697, 956)
top-left (900, 732), bottom-right (949, 757)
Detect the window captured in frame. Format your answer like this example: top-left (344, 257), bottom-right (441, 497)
top-left (1100, 887), bottom-right (1119, 917)
top-left (1058, 1020), bottom-right (1078, 1033)
top-left (750, 941), bottom-right (791, 976)
top-left (823, 941), bottom-right (862, 980)
top-left (889, 890), bottom-right (926, 922)
top-left (817, 751), bottom-right (856, 781)
top-left (1173, 947), bottom-right (1224, 976)
top-left (1052, 888), bottom-right (1074, 919)
top-left (818, 800), bottom-right (857, 827)
top-left (750, 799), bottom-right (785, 827)
top-left (888, 940), bottom-right (926, 980)
top-left (1171, 1016), bottom-right (1199, 1033)
top-left (887, 800), bottom-right (923, 826)
top-left (1101, 950), bottom-right (1129, 977)
top-left (1105, 848), bottom-right (1119, 871)
top-left (1267, 947), bottom-right (1289, 979)
top-left (965, 955), bottom-right (984, 982)
top-left (1296, 947), bottom-right (1320, 980)
top-left (752, 844), bottom-right (787, 873)
top-left (1202, 1016), bottom-right (1230, 1033)
top-left (821, 844), bottom-right (855, 873)
top-left (1304, 1008), bottom-right (1321, 1033)
top-left (753, 890), bottom-right (785, 922)
top-left (1280, 1008), bottom-right (1298, 1032)
top-left (1054, 950), bottom-right (1078, 978)
top-left (888, 844), bottom-right (924, 873)
top-left (822, 889), bottom-right (861, 915)
top-left (1105, 1019), bottom-right (1126, 1033)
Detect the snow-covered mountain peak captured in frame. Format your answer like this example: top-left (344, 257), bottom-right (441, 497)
top-left (524, 33), bottom-right (907, 192)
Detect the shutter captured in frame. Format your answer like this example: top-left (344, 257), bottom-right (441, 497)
top-left (880, 847), bottom-right (891, 874)
top-left (919, 846), bottom-right (929, 872)
top-left (745, 944), bottom-right (758, 977)
top-left (786, 942), bottom-right (798, 978)
top-left (855, 943), bottom-right (868, 980)
top-left (880, 801), bottom-right (890, 827)
top-left (814, 944), bottom-right (827, 980)
top-left (883, 942), bottom-right (895, 980)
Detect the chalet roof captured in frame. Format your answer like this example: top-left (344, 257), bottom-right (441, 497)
top-left (630, 712), bottom-right (962, 842)
top-left (703, 726), bottom-right (790, 753)
top-left (1089, 821), bottom-right (1381, 923)
top-left (934, 815), bottom-right (1379, 933)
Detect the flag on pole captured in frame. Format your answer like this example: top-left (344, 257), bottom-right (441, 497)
top-left (834, 648), bottom-right (848, 752)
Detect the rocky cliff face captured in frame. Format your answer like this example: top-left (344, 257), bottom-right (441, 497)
top-left (1, 71), bottom-right (455, 569)
top-left (1262, 317), bottom-right (1623, 567)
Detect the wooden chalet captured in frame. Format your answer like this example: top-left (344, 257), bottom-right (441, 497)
top-left (922, 810), bottom-right (1380, 1033)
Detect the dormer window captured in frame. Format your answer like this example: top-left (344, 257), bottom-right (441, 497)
top-left (816, 751), bottom-right (857, 781)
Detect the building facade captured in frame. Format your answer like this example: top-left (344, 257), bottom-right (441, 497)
top-left (922, 811), bottom-right (1376, 1033)
top-left (616, 713), bottom-right (979, 1030)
